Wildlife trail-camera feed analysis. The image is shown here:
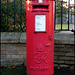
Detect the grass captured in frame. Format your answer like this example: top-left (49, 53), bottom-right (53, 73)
top-left (2, 24), bottom-right (72, 32)
top-left (55, 24), bottom-right (72, 29)
top-left (10, 24), bottom-right (72, 30)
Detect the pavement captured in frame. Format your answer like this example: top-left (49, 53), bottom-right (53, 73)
top-left (25, 69), bottom-right (75, 75)
top-left (54, 69), bottom-right (75, 75)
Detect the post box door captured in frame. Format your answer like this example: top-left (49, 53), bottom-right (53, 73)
top-left (26, 1), bottom-right (54, 75)
top-left (27, 12), bottom-right (54, 75)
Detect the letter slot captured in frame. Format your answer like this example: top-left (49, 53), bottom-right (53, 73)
top-left (33, 5), bottom-right (49, 9)
top-left (32, 3), bottom-right (49, 12)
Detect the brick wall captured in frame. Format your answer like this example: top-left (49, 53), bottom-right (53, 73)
top-left (1, 43), bottom-right (26, 66)
top-left (54, 44), bottom-right (74, 67)
top-left (1, 32), bottom-right (26, 66)
top-left (1, 32), bottom-right (74, 67)
top-left (54, 32), bottom-right (74, 67)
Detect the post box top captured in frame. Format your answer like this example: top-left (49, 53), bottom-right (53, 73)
top-left (32, 3), bottom-right (50, 5)
top-left (25, 0), bottom-right (55, 1)
top-left (25, 0), bottom-right (55, 5)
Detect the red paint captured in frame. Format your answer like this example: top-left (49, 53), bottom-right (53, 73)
top-left (26, 0), bottom-right (54, 75)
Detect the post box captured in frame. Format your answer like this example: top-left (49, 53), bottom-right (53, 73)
top-left (26, 0), bottom-right (54, 75)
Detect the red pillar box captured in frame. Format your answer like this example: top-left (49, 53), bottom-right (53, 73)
top-left (26, 0), bottom-right (54, 75)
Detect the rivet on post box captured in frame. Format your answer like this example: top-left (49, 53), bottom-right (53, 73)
top-left (26, 0), bottom-right (55, 75)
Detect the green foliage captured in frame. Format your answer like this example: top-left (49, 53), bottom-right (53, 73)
top-left (1, 0), bottom-right (26, 31)
top-left (56, 0), bottom-right (74, 17)
top-left (56, 0), bottom-right (68, 18)
top-left (55, 24), bottom-right (72, 29)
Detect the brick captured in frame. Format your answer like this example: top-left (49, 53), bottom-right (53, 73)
top-left (1, 59), bottom-right (16, 65)
top-left (54, 48), bottom-right (60, 52)
top-left (11, 63), bottom-right (20, 66)
top-left (16, 47), bottom-right (22, 51)
top-left (54, 60), bottom-right (59, 63)
top-left (54, 52), bottom-right (58, 55)
top-left (20, 33), bottom-right (26, 43)
top-left (18, 51), bottom-right (26, 54)
top-left (64, 40), bottom-right (70, 44)
top-left (57, 61), bottom-right (65, 64)
top-left (1, 48), bottom-right (6, 51)
top-left (59, 65), bottom-right (69, 67)
top-left (65, 61), bottom-right (74, 64)
top-left (16, 47), bottom-right (26, 51)
top-left (60, 48), bottom-right (72, 52)
top-left (59, 57), bottom-right (71, 60)
top-left (1, 44), bottom-right (6, 50)
top-left (59, 48), bottom-right (65, 51)
top-left (1, 62), bottom-right (8, 66)
top-left (1, 51), bottom-right (6, 55)
top-left (7, 55), bottom-right (12, 58)
top-left (54, 40), bottom-right (58, 43)
top-left (6, 51), bottom-right (18, 55)
top-left (1, 55), bottom-right (7, 59)
top-left (70, 41), bottom-right (74, 44)
top-left (24, 59), bottom-right (26, 66)
top-left (17, 58), bottom-right (24, 61)
top-left (6, 47), bottom-right (17, 51)
top-left (12, 55), bottom-right (23, 58)
top-left (57, 52), bottom-right (66, 56)
top-left (1, 59), bottom-right (7, 63)
top-left (58, 40), bottom-right (70, 44)
top-left (54, 45), bottom-right (64, 48)
top-left (10, 59), bottom-right (18, 63)
top-left (16, 44), bottom-right (26, 47)
top-left (70, 57), bottom-right (75, 60)
top-left (23, 55), bottom-right (26, 58)
top-left (66, 53), bottom-right (74, 56)
top-left (54, 56), bottom-right (58, 60)
top-left (17, 59), bottom-right (24, 64)
top-left (65, 45), bottom-right (74, 48)
top-left (57, 40), bottom-right (63, 44)
top-left (1, 44), bottom-right (6, 48)
top-left (22, 47), bottom-right (26, 51)
top-left (59, 45), bottom-right (65, 47)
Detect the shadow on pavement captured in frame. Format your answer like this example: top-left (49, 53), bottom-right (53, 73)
top-left (54, 69), bottom-right (75, 75)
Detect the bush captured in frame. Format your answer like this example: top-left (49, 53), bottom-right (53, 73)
top-left (1, 0), bottom-right (26, 31)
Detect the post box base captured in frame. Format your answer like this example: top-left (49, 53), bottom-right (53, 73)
top-left (27, 74), bottom-right (53, 75)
